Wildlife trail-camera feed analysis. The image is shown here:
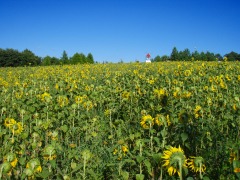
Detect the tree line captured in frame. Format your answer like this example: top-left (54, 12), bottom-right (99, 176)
top-left (152, 47), bottom-right (240, 62)
top-left (1, 47), bottom-right (239, 67)
top-left (0, 48), bottom-right (94, 67)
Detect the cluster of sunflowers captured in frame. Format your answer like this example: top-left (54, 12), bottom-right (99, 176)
top-left (4, 118), bottom-right (23, 135)
top-left (0, 153), bottom-right (18, 177)
top-left (162, 146), bottom-right (206, 179)
top-left (0, 61), bottom-right (239, 179)
top-left (140, 114), bottom-right (171, 129)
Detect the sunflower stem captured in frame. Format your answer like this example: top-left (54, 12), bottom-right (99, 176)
top-left (109, 110), bottom-right (113, 144)
top-left (0, 166), bottom-right (3, 179)
top-left (83, 156), bottom-right (86, 180)
top-left (158, 166), bottom-right (163, 180)
top-left (140, 142), bottom-right (142, 174)
top-left (200, 163), bottom-right (203, 179)
top-left (179, 159), bottom-right (183, 180)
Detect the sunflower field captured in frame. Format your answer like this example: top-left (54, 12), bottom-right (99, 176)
top-left (0, 61), bottom-right (240, 179)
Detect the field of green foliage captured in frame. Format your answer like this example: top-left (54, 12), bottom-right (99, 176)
top-left (0, 61), bottom-right (240, 179)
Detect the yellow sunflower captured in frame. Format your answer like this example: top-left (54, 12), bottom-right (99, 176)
top-left (140, 115), bottom-right (154, 129)
top-left (4, 153), bottom-right (18, 168)
top-left (184, 70), bottom-right (192, 76)
top-left (42, 145), bottom-right (57, 161)
top-left (4, 118), bottom-right (16, 128)
top-left (57, 96), bottom-right (69, 107)
top-left (11, 122), bottom-right (23, 134)
top-left (229, 151), bottom-right (237, 163)
top-left (75, 95), bottom-right (86, 104)
top-left (187, 156), bottom-right (206, 173)
top-left (40, 92), bottom-right (52, 102)
top-left (26, 158), bottom-right (42, 177)
top-left (10, 158), bottom-right (18, 168)
top-left (194, 105), bottom-right (202, 119)
top-left (113, 149), bottom-right (118, 155)
top-left (122, 145), bottom-right (128, 154)
top-left (155, 114), bottom-right (171, 126)
top-left (162, 146), bottom-right (187, 177)
top-left (153, 88), bottom-right (166, 99)
top-left (83, 101), bottom-right (93, 110)
top-left (155, 114), bottom-right (164, 126)
top-left (233, 104), bottom-right (238, 111)
top-left (234, 168), bottom-right (240, 173)
top-left (43, 154), bottom-right (57, 161)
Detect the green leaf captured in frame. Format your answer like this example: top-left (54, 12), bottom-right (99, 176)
top-left (123, 159), bottom-right (136, 165)
top-left (29, 106), bottom-right (35, 113)
top-left (38, 168), bottom-right (51, 178)
top-left (22, 115), bottom-right (29, 121)
top-left (187, 177), bottom-right (194, 180)
top-left (121, 171), bottom-right (129, 180)
top-left (60, 125), bottom-right (68, 133)
top-left (136, 174), bottom-right (145, 180)
top-left (161, 129), bottom-right (167, 138)
top-left (49, 160), bottom-right (57, 168)
top-left (19, 157), bottom-right (26, 165)
top-left (71, 162), bottom-right (77, 169)
top-left (184, 142), bottom-right (190, 150)
top-left (153, 137), bottom-right (160, 146)
top-left (203, 176), bottom-right (210, 180)
top-left (144, 159), bottom-right (152, 175)
top-left (233, 160), bottom-right (240, 169)
top-left (20, 132), bottom-right (29, 139)
top-left (130, 134), bottom-right (135, 141)
top-left (136, 156), bottom-right (145, 163)
top-left (181, 133), bottom-right (188, 143)
top-left (152, 153), bottom-right (162, 163)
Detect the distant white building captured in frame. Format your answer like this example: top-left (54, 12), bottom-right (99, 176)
top-left (145, 53), bottom-right (151, 63)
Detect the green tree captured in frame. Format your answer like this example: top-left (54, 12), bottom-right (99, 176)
top-left (205, 51), bottom-right (216, 61)
top-left (0, 48), bottom-right (22, 67)
top-left (182, 48), bottom-right (191, 61)
top-left (86, 53), bottom-right (94, 64)
top-left (61, 50), bottom-right (69, 64)
top-left (0, 48), bottom-right (7, 66)
top-left (21, 49), bottom-right (40, 66)
top-left (42, 56), bottom-right (52, 66)
top-left (161, 55), bottom-right (169, 61)
top-left (153, 55), bottom-right (161, 62)
top-left (215, 53), bottom-right (223, 61)
top-left (178, 48), bottom-right (191, 61)
top-left (170, 47), bottom-right (179, 61)
top-left (71, 53), bottom-right (81, 64)
top-left (79, 53), bottom-right (86, 64)
top-left (199, 52), bottom-right (207, 61)
top-left (225, 51), bottom-right (240, 61)
top-left (50, 57), bottom-right (60, 65)
top-left (192, 50), bottom-right (200, 61)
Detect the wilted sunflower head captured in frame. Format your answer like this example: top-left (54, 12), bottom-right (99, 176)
top-left (162, 146), bottom-right (187, 176)
top-left (187, 156), bottom-right (206, 173)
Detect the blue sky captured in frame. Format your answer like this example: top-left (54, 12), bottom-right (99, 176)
top-left (1, 0), bottom-right (240, 62)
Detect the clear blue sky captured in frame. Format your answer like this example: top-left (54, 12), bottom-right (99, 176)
top-left (1, 0), bottom-right (240, 62)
